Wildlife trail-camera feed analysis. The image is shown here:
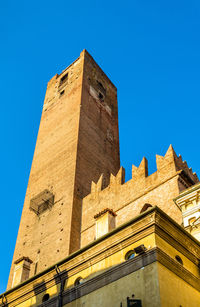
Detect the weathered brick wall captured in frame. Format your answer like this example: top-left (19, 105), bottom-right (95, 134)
top-left (7, 50), bottom-right (120, 289)
top-left (70, 51), bottom-right (120, 252)
top-left (75, 51), bottom-right (120, 196)
top-left (7, 55), bottom-right (84, 289)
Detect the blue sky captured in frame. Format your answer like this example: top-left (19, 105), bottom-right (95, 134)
top-left (1, 0), bottom-right (200, 293)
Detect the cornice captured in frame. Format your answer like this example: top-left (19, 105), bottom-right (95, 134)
top-left (154, 212), bottom-right (200, 265)
top-left (1, 207), bottom-right (200, 306)
top-left (3, 247), bottom-right (199, 307)
top-left (174, 182), bottom-right (200, 203)
top-left (157, 247), bottom-right (200, 292)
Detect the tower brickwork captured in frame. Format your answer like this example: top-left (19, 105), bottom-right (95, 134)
top-left (7, 50), bottom-right (120, 289)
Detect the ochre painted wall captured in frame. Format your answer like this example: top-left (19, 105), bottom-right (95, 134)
top-left (158, 263), bottom-right (200, 307)
top-left (64, 263), bottom-right (160, 307)
top-left (12, 263), bottom-right (160, 307)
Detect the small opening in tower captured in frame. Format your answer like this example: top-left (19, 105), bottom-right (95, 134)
top-left (59, 73), bottom-right (68, 86)
top-left (42, 293), bottom-right (50, 302)
top-left (98, 92), bottom-right (104, 101)
top-left (97, 80), bottom-right (106, 94)
top-left (60, 90), bottom-right (65, 97)
top-left (97, 81), bottom-right (103, 88)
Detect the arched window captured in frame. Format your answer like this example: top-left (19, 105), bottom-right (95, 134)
top-left (188, 216), bottom-right (196, 225)
top-left (140, 203), bottom-right (153, 213)
top-left (42, 293), bottom-right (50, 302)
top-left (74, 277), bottom-right (84, 286)
top-left (125, 250), bottom-right (135, 260)
top-left (175, 255), bottom-right (183, 265)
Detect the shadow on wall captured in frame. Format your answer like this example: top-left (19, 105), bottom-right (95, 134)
top-left (30, 250), bottom-right (149, 307)
top-left (29, 206), bottom-right (153, 306)
top-left (31, 269), bottom-right (68, 307)
top-left (30, 264), bottom-right (123, 306)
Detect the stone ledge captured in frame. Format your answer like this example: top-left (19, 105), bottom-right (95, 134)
top-left (34, 247), bottom-right (200, 307)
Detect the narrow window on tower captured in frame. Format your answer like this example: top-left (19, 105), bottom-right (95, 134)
top-left (59, 73), bottom-right (68, 87)
top-left (60, 90), bottom-right (65, 97)
top-left (98, 92), bottom-right (104, 101)
top-left (96, 80), bottom-right (106, 102)
top-left (96, 80), bottom-right (106, 95)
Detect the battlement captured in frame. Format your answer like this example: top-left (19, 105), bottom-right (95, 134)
top-left (89, 145), bottom-right (198, 196)
top-left (156, 145), bottom-right (198, 183)
top-left (91, 167), bottom-right (125, 194)
top-left (81, 145), bottom-right (199, 247)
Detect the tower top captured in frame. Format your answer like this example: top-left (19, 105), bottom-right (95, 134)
top-left (48, 49), bottom-right (117, 90)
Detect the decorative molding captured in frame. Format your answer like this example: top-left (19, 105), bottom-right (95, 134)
top-left (2, 207), bottom-right (200, 307)
top-left (14, 257), bottom-right (33, 265)
top-left (37, 249), bottom-right (158, 307)
top-left (35, 248), bottom-right (200, 307)
top-left (154, 213), bottom-right (200, 265)
top-left (156, 248), bottom-right (200, 292)
top-left (94, 208), bottom-right (117, 219)
top-left (174, 182), bottom-right (200, 202)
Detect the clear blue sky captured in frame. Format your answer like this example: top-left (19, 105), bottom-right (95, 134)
top-left (1, 0), bottom-right (200, 293)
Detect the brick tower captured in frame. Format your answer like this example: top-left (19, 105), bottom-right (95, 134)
top-left (7, 50), bottom-right (120, 289)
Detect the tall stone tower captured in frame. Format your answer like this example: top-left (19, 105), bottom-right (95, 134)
top-left (7, 50), bottom-right (120, 289)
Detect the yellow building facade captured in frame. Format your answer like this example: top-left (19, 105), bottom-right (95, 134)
top-left (1, 51), bottom-right (200, 307)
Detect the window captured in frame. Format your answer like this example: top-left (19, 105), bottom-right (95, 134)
top-left (60, 90), bottom-right (65, 97)
top-left (59, 73), bottom-right (68, 86)
top-left (96, 80), bottom-right (106, 95)
top-left (125, 250), bottom-right (135, 260)
top-left (189, 217), bottom-right (196, 225)
top-left (74, 277), bottom-right (84, 286)
top-left (175, 255), bottom-right (183, 265)
top-left (98, 92), bottom-right (104, 101)
top-left (42, 293), bottom-right (50, 302)
top-left (97, 81), bottom-right (104, 89)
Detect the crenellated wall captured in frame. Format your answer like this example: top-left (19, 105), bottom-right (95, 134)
top-left (81, 145), bottom-right (199, 247)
